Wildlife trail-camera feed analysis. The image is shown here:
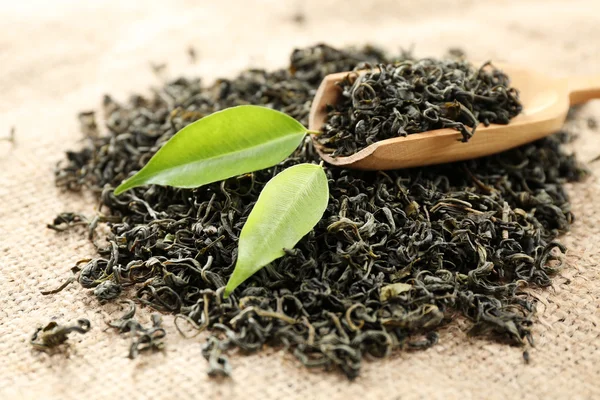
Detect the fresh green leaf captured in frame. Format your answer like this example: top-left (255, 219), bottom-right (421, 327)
top-left (224, 163), bottom-right (329, 297)
top-left (114, 105), bottom-right (307, 195)
top-left (380, 282), bottom-right (412, 302)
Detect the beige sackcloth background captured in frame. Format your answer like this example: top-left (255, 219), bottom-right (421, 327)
top-left (1, 1), bottom-right (599, 399)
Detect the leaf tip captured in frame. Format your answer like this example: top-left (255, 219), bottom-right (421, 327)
top-left (114, 175), bottom-right (143, 196)
top-left (223, 282), bottom-right (235, 299)
top-left (113, 182), bottom-right (129, 196)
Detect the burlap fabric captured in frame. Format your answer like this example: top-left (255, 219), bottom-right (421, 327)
top-left (1, 1), bottom-right (599, 399)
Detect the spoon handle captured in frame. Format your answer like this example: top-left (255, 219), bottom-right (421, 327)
top-left (568, 75), bottom-right (600, 105)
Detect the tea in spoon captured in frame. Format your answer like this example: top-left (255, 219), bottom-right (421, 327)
top-left (309, 64), bottom-right (600, 170)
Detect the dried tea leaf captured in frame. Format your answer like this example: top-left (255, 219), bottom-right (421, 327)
top-left (380, 282), bottom-right (412, 302)
top-left (114, 105), bottom-right (307, 194)
top-left (224, 163), bottom-right (329, 296)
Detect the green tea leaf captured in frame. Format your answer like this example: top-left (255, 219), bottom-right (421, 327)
top-left (114, 105), bottom-right (307, 195)
top-left (224, 163), bottom-right (329, 297)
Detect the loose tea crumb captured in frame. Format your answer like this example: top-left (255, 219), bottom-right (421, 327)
top-left (51, 43), bottom-right (587, 378)
top-left (1, 126), bottom-right (16, 144)
top-left (187, 46), bottom-right (197, 63)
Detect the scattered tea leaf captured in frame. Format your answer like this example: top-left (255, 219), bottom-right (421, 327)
top-left (114, 105), bottom-right (307, 195)
top-left (31, 319), bottom-right (91, 351)
top-left (224, 163), bottom-right (329, 296)
top-left (108, 300), bottom-right (166, 358)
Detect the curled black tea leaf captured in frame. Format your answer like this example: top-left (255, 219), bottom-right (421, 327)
top-left (40, 266), bottom-right (81, 295)
top-left (202, 336), bottom-right (233, 377)
top-left (94, 280), bottom-right (122, 300)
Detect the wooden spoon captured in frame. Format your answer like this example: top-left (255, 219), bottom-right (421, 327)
top-left (308, 65), bottom-right (600, 170)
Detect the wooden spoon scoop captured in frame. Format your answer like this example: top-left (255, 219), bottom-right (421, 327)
top-left (308, 65), bottom-right (600, 170)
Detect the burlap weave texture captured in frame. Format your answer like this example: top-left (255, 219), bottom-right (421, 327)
top-left (1, 1), bottom-right (599, 399)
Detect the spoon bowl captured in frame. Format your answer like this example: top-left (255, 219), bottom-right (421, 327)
top-left (308, 64), bottom-right (600, 170)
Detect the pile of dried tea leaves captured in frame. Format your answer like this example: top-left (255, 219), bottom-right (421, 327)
top-left (317, 60), bottom-right (523, 157)
top-left (52, 43), bottom-right (587, 378)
